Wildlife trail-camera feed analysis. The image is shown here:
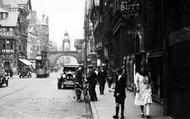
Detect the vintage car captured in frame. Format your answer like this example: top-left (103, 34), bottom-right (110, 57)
top-left (57, 65), bottom-right (78, 89)
top-left (19, 67), bottom-right (32, 78)
top-left (0, 69), bottom-right (9, 87)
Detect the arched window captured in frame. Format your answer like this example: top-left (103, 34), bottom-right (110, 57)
top-left (0, 12), bottom-right (8, 19)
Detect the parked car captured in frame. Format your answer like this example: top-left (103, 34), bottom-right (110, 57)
top-left (57, 65), bottom-right (78, 89)
top-left (19, 68), bottom-right (32, 78)
top-left (0, 69), bottom-right (9, 87)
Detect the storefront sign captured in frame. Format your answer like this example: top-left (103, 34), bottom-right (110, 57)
top-left (120, 0), bottom-right (141, 16)
top-left (0, 27), bottom-right (14, 37)
top-left (1, 49), bottom-right (15, 53)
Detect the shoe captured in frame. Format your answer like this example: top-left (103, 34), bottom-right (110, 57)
top-left (121, 114), bottom-right (124, 119)
top-left (146, 115), bottom-right (151, 119)
top-left (140, 113), bottom-right (145, 118)
top-left (113, 115), bottom-right (118, 119)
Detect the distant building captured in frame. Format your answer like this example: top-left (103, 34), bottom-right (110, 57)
top-left (48, 40), bottom-right (57, 52)
top-left (74, 38), bottom-right (84, 51)
top-left (27, 26), bottom-right (38, 59)
top-left (28, 11), bottom-right (41, 57)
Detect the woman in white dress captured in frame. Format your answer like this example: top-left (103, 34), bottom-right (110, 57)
top-left (134, 67), bottom-right (152, 119)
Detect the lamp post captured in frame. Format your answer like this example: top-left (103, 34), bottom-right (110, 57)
top-left (84, 13), bottom-right (90, 80)
top-left (84, 24), bottom-right (88, 80)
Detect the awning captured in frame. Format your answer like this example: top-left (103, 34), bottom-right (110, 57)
top-left (19, 59), bottom-right (32, 66)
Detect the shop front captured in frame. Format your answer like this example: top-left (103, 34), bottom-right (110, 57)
top-left (148, 52), bottom-right (164, 103)
top-left (0, 27), bottom-right (18, 76)
top-left (167, 27), bottom-right (190, 118)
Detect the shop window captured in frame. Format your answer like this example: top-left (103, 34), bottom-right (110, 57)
top-left (0, 13), bottom-right (8, 19)
top-left (23, 46), bottom-right (25, 51)
top-left (0, 13), bottom-right (3, 19)
top-left (148, 56), bottom-right (163, 100)
top-left (3, 43), bottom-right (5, 49)
top-left (10, 44), bottom-right (13, 49)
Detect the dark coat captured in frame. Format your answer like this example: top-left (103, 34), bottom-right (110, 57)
top-left (87, 70), bottom-right (97, 85)
top-left (97, 70), bottom-right (107, 84)
top-left (114, 75), bottom-right (126, 98)
top-left (75, 69), bottom-right (83, 85)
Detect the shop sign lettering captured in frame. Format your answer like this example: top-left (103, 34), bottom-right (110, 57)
top-left (0, 28), bottom-right (14, 37)
top-left (1, 49), bottom-right (15, 53)
top-left (0, 32), bottom-right (13, 36)
top-left (120, 0), bottom-right (141, 16)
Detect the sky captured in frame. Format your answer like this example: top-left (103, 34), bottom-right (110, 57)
top-left (31, 0), bottom-right (85, 50)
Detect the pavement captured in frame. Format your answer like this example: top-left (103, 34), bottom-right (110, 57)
top-left (90, 84), bottom-right (172, 119)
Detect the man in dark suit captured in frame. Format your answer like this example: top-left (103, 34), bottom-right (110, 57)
top-left (87, 66), bottom-right (98, 101)
top-left (74, 66), bottom-right (83, 101)
top-left (97, 66), bottom-right (107, 95)
top-left (113, 68), bottom-right (126, 119)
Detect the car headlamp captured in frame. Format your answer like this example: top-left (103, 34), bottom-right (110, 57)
top-left (62, 74), bottom-right (66, 78)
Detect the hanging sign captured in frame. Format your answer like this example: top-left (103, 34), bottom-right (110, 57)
top-left (120, 0), bottom-right (142, 16)
top-left (0, 27), bottom-right (14, 37)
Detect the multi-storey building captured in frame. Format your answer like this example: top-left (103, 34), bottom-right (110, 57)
top-left (74, 38), bottom-right (84, 51)
top-left (89, 0), bottom-right (190, 118)
top-left (84, 0), bottom-right (97, 67)
top-left (0, 0), bottom-right (31, 74)
top-left (48, 40), bottom-right (57, 52)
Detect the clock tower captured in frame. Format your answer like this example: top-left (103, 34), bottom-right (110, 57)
top-left (62, 31), bottom-right (70, 51)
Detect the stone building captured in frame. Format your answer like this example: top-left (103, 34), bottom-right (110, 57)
top-left (35, 14), bottom-right (49, 52)
top-left (0, 0), bottom-right (31, 74)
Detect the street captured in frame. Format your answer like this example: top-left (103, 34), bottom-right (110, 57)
top-left (0, 72), bottom-right (93, 119)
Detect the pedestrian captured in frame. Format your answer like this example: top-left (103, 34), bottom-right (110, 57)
top-left (0, 66), bottom-right (5, 76)
top-left (113, 68), bottom-right (126, 119)
top-left (112, 67), bottom-right (117, 89)
top-left (87, 66), bottom-right (98, 101)
top-left (134, 66), bottom-right (152, 119)
top-left (107, 66), bottom-right (114, 92)
top-left (97, 66), bottom-right (107, 95)
top-left (74, 66), bottom-right (83, 101)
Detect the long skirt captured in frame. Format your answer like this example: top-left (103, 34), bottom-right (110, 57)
top-left (134, 88), bottom-right (152, 105)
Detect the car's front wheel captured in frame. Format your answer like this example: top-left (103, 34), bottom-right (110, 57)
top-left (57, 80), bottom-right (62, 89)
top-left (5, 80), bottom-right (8, 87)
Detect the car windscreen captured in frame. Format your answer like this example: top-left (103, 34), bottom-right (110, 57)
top-left (63, 67), bottom-right (77, 72)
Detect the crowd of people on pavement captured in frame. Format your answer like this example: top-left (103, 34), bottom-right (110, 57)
top-left (73, 55), bottom-right (153, 119)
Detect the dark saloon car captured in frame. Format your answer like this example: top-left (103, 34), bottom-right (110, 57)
top-left (57, 65), bottom-right (78, 89)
